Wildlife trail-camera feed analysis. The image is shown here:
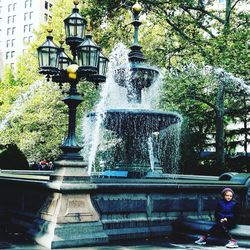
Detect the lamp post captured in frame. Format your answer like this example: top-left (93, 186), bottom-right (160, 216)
top-left (37, 0), bottom-right (108, 180)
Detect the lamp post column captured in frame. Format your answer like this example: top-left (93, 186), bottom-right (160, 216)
top-left (59, 79), bottom-right (83, 159)
top-left (51, 67), bottom-right (89, 181)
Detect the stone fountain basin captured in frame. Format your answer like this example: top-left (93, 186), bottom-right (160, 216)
top-left (87, 109), bottom-right (182, 136)
top-left (0, 171), bottom-right (250, 248)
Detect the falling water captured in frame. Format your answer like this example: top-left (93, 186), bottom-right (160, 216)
top-left (159, 122), bottom-right (182, 175)
top-left (188, 64), bottom-right (250, 94)
top-left (147, 137), bottom-right (155, 171)
top-left (83, 43), bottom-right (132, 175)
top-left (213, 67), bottom-right (250, 94)
top-left (82, 43), bottom-right (182, 175)
top-left (0, 80), bottom-right (45, 131)
top-left (142, 72), bottom-right (163, 109)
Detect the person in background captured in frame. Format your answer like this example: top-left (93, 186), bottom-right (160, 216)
top-left (195, 187), bottom-right (239, 248)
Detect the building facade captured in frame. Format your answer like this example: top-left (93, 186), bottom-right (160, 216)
top-left (0, 0), bottom-right (52, 77)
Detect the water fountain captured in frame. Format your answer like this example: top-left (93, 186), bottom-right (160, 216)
top-left (84, 3), bottom-right (181, 176)
top-left (0, 1), bottom-right (250, 249)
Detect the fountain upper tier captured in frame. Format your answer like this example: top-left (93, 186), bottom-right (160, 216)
top-left (115, 63), bottom-right (159, 103)
top-left (111, 2), bottom-right (160, 104)
top-left (87, 109), bottom-right (181, 137)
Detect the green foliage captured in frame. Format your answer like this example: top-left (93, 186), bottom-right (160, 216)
top-left (2, 65), bottom-right (17, 86)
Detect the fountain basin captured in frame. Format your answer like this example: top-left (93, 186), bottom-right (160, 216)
top-left (87, 109), bottom-right (182, 136)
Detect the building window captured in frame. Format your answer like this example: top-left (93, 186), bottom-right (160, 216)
top-left (25, 0), bottom-right (29, 8)
top-left (8, 4), bottom-right (12, 12)
top-left (6, 40), bottom-right (10, 47)
top-left (7, 28), bottom-right (11, 35)
top-left (28, 36), bottom-right (33, 42)
top-left (0, 18), bottom-right (2, 25)
top-left (13, 3), bottom-right (17, 11)
top-left (12, 15), bottom-right (16, 23)
top-left (219, 0), bottom-right (224, 2)
top-left (24, 24), bottom-right (28, 33)
top-left (11, 39), bottom-right (15, 47)
top-left (23, 37), bottom-right (28, 44)
top-left (44, 13), bottom-right (48, 22)
top-left (29, 24), bottom-right (33, 32)
top-left (25, 0), bottom-right (32, 8)
top-left (11, 51), bottom-right (15, 58)
top-left (24, 12), bottom-right (28, 21)
top-left (6, 52), bottom-right (10, 59)
top-left (12, 27), bottom-right (16, 35)
top-left (10, 63), bottom-right (14, 69)
top-left (7, 16), bottom-right (11, 24)
top-left (50, 3), bottom-right (52, 9)
top-left (45, 1), bottom-right (48, 9)
top-left (29, 11), bottom-right (33, 19)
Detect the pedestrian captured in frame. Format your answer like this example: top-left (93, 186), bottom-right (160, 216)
top-left (195, 187), bottom-right (239, 248)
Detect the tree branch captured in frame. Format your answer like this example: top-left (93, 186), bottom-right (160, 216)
top-left (187, 94), bottom-right (216, 110)
top-left (180, 5), bottom-right (225, 24)
top-left (161, 10), bottom-right (192, 41)
top-left (231, 0), bottom-right (241, 11)
top-left (182, 8), bottom-right (216, 38)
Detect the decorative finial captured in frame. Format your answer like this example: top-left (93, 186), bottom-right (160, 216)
top-left (132, 0), bottom-right (142, 14)
top-left (47, 18), bottom-right (53, 33)
top-left (73, 0), bottom-right (79, 6)
top-left (59, 33), bottom-right (65, 46)
top-left (86, 16), bottom-right (92, 33)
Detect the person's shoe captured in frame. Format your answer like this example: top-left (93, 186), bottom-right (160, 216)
top-left (195, 236), bottom-right (206, 245)
top-left (225, 239), bottom-right (239, 248)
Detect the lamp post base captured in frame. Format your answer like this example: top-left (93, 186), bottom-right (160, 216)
top-left (28, 191), bottom-right (108, 249)
top-left (50, 157), bottom-right (89, 182)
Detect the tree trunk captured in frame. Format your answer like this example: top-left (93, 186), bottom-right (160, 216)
top-left (215, 80), bottom-right (225, 168)
top-left (243, 95), bottom-right (248, 156)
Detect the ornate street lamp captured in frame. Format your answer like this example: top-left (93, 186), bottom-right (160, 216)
top-left (64, 0), bottom-right (86, 58)
top-left (52, 39), bottom-right (72, 85)
top-left (58, 41), bottom-right (72, 71)
top-left (77, 17), bottom-right (100, 76)
top-left (88, 51), bottom-right (109, 85)
top-left (37, 1), bottom-right (108, 180)
top-left (37, 25), bottom-right (60, 78)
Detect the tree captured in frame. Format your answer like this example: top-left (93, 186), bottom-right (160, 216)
top-left (0, 144), bottom-right (29, 170)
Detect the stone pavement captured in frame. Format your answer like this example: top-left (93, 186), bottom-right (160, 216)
top-left (0, 236), bottom-right (249, 250)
